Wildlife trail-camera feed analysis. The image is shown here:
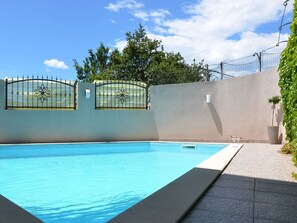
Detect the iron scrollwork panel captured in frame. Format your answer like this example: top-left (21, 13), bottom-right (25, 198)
top-left (95, 81), bottom-right (149, 110)
top-left (5, 77), bottom-right (77, 110)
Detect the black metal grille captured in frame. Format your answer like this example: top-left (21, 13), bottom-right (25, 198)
top-left (5, 77), bottom-right (77, 110)
top-left (95, 80), bottom-right (149, 110)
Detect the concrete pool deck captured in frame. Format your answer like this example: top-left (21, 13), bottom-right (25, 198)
top-left (182, 143), bottom-right (297, 223)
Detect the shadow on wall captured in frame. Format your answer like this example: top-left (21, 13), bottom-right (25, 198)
top-left (208, 103), bottom-right (223, 136)
top-left (276, 107), bottom-right (283, 126)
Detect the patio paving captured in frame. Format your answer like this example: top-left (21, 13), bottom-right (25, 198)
top-left (182, 143), bottom-right (297, 223)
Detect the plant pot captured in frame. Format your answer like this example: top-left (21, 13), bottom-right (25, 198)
top-left (267, 126), bottom-right (279, 144)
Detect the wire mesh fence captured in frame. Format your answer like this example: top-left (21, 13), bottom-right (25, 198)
top-left (207, 51), bottom-right (281, 81)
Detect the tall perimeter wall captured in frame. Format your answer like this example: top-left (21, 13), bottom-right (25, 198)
top-left (0, 68), bottom-right (284, 143)
top-left (0, 82), bottom-right (158, 143)
top-left (151, 68), bottom-right (284, 142)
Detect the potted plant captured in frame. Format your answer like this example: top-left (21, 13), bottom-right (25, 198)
top-left (267, 96), bottom-right (281, 144)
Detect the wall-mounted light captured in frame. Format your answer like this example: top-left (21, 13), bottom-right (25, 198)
top-left (206, 94), bottom-right (211, 103)
top-left (85, 89), bottom-right (91, 99)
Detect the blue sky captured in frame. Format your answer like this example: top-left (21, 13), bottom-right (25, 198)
top-left (0, 0), bottom-right (293, 80)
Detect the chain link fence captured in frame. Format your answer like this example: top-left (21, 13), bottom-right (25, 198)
top-left (206, 51), bottom-right (281, 81)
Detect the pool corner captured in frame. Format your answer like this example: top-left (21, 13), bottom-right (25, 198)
top-left (108, 143), bottom-right (243, 223)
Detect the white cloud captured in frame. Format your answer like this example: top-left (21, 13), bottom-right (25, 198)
top-left (44, 59), bottom-right (69, 69)
top-left (145, 0), bottom-right (292, 64)
top-left (165, 0), bottom-right (284, 39)
top-left (114, 40), bottom-right (127, 51)
top-left (105, 0), bottom-right (143, 12)
top-left (105, 1), bottom-right (170, 24)
top-left (133, 9), bottom-right (170, 24)
top-left (134, 10), bottom-right (149, 21)
top-left (112, 0), bottom-right (292, 66)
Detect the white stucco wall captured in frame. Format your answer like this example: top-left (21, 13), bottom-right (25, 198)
top-left (0, 81), bottom-right (158, 143)
top-left (151, 68), bottom-right (284, 142)
top-left (0, 68), bottom-right (284, 143)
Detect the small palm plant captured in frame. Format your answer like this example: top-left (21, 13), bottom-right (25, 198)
top-left (268, 96), bottom-right (281, 126)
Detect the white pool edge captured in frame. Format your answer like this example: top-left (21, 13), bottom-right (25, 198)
top-left (197, 143), bottom-right (242, 170)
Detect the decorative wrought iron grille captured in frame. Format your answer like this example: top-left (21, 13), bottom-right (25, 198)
top-left (5, 77), bottom-right (77, 110)
top-left (95, 80), bottom-right (149, 110)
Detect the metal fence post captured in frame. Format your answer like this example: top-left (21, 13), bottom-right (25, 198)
top-left (259, 52), bottom-right (262, 72)
top-left (205, 64), bottom-right (210, 82)
top-left (220, 62), bottom-right (224, 80)
top-left (253, 52), bottom-right (262, 72)
top-left (5, 78), bottom-right (8, 110)
top-left (74, 80), bottom-right (78, 110)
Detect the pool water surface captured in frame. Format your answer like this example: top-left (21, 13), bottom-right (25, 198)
top-left (0, 142), bottom-right (226, 223)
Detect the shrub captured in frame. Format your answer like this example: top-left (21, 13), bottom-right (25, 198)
top-left (280, 142), bottom-right (295, 154)
top-left (279, 0), bottom-right (297, 166)
top-left (279, 0), bottom-right (297, 142)
top-left (280, 140), bottom-right (297, 154)
top-left (289, 139), bottom-right (297, 166)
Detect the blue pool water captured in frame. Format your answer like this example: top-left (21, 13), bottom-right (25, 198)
top-left (0, 142), bottom-right (226, 223)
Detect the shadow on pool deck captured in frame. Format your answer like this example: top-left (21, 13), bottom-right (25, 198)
top-left (182, 174), bottom-right (297, 223)
top-left (182, 143), bottom-right (297, 223)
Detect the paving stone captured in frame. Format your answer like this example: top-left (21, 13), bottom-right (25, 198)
top-left (255, 191), bottom-right (297, 207)
top-left (182, 144), bottom-right (297, 223)
top-left (255, 181), bottom-right (297, 196)
top-left (207, 186), bottom-right (254, 201)
top-left (220, 174), bottom-right (254, 182)
top-left (215, 178), bottom-right (254, 190)
top-left (256, 178), bottom-right (297, 186)
top-left (183, 209), bottom-right (253, 223)
top-left (197, 196), bottom-right (253, 217)
top-left (255, 202), bottom-right (297, 223)
top-left (254, 218), bottom-right (284, 223)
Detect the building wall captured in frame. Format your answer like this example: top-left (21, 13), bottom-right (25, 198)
top-left (151, 68), bottom-right (284, 142)
top-left (0, 68), bottom-right (284, 144)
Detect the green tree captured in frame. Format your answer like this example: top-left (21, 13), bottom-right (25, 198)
top-left (185, 59), bottom-right (205, 83)
top-left (279, 0), bottom-right (297, 143)
top-left (148, 52), bottom-right (188, 85)
top-left (73, 43), bottom-right (111, 82)
top-left (120, 24), bottom-right (162, 84)
top-left (73, 24), bottom-right (205, 85)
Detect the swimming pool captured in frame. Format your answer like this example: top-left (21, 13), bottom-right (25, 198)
top-left (0, 142), bottom-right (226, 223)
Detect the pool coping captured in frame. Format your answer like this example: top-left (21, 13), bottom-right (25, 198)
top-left (108, 143), bottom-right (242, 223)
top-left (0, 142), bottom-right (242, 223)
top-left (0, 195), bottom-right (43, 223)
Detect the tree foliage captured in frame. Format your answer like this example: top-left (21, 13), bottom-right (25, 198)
top-left (73, 43), bottom-right (111, 82)
top-left (279, 0), bottom-right (297, 144)
top-left (73, 24), bottom-right (206, 85)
